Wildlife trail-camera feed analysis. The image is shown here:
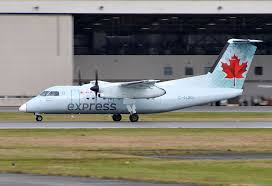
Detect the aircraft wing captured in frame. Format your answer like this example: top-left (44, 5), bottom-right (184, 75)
top-left (99, 80), bottom-right (166, 99)
top-left (120, 80), bottom-right (160, 88)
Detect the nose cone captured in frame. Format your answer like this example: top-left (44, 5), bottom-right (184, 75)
top-left (19, 103), bottom-right (27, 112)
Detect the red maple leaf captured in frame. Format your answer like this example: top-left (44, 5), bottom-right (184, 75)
top-left (221, 55), bottom-right (248, 79)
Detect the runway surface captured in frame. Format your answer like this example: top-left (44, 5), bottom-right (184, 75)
top-left (0, 174), bottom-right (189, 186)
top-left (0, 121), bottom-right (272, 128)
top-left (153, 153), bottom-right (272, 160)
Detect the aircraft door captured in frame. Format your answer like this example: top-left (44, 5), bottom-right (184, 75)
top-left (71, 89), bottom-right (80, 105)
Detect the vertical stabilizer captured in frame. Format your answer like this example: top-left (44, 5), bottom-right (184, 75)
top-left (209, 39), bottom-right (262, 89)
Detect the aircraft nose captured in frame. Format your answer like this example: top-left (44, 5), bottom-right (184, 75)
top-left (19, 103), bottom-right (27, 112)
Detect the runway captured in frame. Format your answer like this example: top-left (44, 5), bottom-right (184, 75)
top-left (0, 174), bottom-right (188, 186)
top-left (153, 153), bottom-right (272, 160)
top-left (0, 121), bottom-right (271, 128)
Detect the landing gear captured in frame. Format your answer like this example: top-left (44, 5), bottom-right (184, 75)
top-left (35, 115), bottom-right (43, 122)
top-left (129, 113), bottom-right (139, 122)
top-left (112, 114), bottom-right (122, 122)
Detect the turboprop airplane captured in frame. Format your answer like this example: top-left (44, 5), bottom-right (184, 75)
top-left (19, 39), bottom-right (261, 122)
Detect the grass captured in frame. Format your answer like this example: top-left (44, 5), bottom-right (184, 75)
top-left (1, 159), bottom-right (272, 186)
top-left (0, 129), bottom-right (271, 186)
top-left (1, 112), bottom-right (272, 121)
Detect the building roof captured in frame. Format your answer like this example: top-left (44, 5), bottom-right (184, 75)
top-left (0, 0), bottom-right (271, 14)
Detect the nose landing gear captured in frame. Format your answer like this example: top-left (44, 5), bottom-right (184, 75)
top-left (35, 114), bottom-right (43, 122)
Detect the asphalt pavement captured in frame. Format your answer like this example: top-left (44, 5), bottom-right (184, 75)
top-left (0, 121), bottom-right (271, 129)
top-left (0, 174), bottom-right (189, 186)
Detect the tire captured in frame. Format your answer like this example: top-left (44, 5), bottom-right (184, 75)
top-left (112, 114), bottom-right (122, 122)
top-left (36, 115), bottom-right (43, 122)
top-left (129, 114), bottom-right (139, 122)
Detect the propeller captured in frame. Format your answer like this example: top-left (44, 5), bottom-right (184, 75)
top-left (90, 70), bottom-right (99, 98)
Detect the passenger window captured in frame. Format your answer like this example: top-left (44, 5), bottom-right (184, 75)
top-left (48, 91), bottom-right (59, 96)
top-left (40, 91), bottom-right (49, 96)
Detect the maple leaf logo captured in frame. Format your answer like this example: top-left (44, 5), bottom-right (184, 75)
top-left (221, 55), bottom-right (248, 87)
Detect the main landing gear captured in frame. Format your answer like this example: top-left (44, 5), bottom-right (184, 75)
top-left (111, 113), bottom-right (139, 122)
top-left (129, 113), bottom-right (139, 122)
top-left (112, 114), bottom-right (122, 122)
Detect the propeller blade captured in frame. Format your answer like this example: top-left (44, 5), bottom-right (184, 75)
top-left (78, 70), bottom-right (82, 86)
top-left (95, 70), bottom-right (98, 86)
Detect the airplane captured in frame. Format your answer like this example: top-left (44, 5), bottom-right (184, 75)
top-left (19, 39), bottom-right (262, 122)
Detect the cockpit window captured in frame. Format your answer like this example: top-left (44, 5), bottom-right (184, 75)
top-left (40, 91), bottom-right (50, 96)
top-left (40, 91), bottom-right (59, 96)
top-left (48, 91), bottom-right (60, 96)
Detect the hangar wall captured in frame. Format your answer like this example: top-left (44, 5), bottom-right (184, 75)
top-left (0, 15), bottom-right (73, 99)
top-left (74, 55), bottom-right (272, 98)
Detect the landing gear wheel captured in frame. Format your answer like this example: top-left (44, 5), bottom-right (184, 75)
top-left (129, 113), bottom-right (139, 122)
top-left (112, 114), bottom-right (122, 122)
top-left (36, 115), bottom-right (43, 122)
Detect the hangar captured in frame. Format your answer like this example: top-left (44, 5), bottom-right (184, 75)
top-left (0, 0), bottom-right (272, 106)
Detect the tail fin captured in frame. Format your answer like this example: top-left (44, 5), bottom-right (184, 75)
top-left (209, 39), bottom-right (262, 89)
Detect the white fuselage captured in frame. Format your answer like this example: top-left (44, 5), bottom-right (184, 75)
top-left (24, 74), bottom-right (243, 114)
